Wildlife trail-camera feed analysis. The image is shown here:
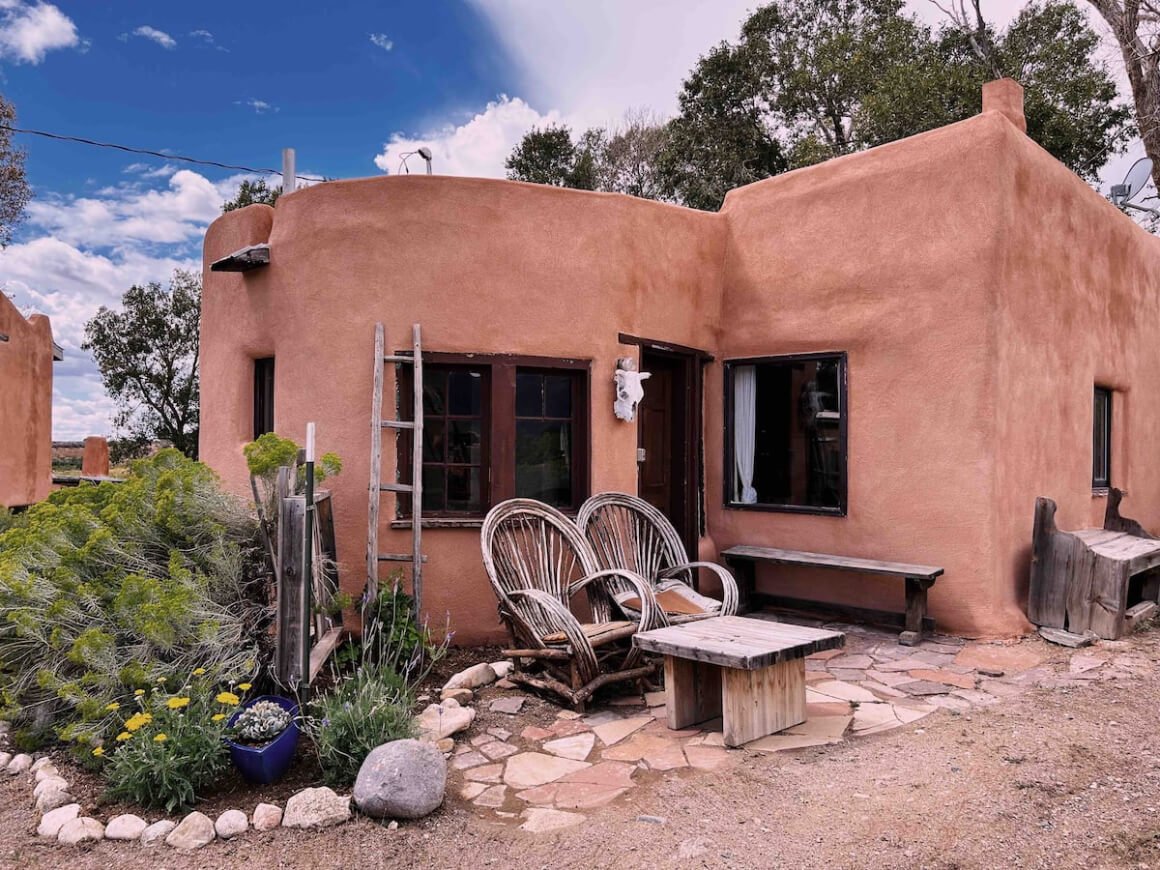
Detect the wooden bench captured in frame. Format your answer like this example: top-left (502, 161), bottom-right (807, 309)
top-left (633, 615), bottom-right (845, 747)
top-left (720, 545), bottom-right (944, 646)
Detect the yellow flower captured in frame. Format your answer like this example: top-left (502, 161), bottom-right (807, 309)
top-left (166, 697), bottom-right (191, 710)
top-left (211, 713), bottom-right (226, 722)
top-left (92, 746), bottom-right (105, 757)
top-left (124, 712), bottom-right (153, 732)
top-left (134, 689), bottom-right (145, 696)
top-left (238, 683), bottom-right (252, 692)
top-left (116, 732), bottom-right (132, 742)
top-left (192, 668), bottom-right (206, 676)
top-left (153, 733), bottom-right (168, 742)
top-left (156, 677), bottom-right (166, 683)
top-left (105, 702), bottom-right (120, 711)
top-left (215, 691), bottom-right (240, 706)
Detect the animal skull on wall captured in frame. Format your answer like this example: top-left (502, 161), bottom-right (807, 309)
top-left (614, 357), bottom-right (651, 422)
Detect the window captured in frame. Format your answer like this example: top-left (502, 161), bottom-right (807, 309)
top-left (1093, 386), bottom-right (1112, 490)
top-left (253, 357), bottom-right (275, 439)
top-left (724, 353), bottom-right (847, 514)
top-left (400, 355), bottom-right (588, 518)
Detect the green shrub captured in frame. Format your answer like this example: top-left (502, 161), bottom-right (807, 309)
top-left (0, 450), bottom-right (265, 747)
top-left (99, 674), bottom-right (251, 812)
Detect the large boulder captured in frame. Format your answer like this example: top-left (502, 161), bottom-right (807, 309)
top-left (166, 811), bottom-right (215, 850)
top-left (282, 787), bottom-right (351, 829)
top-left (353, 739), bottom-right (447, 820)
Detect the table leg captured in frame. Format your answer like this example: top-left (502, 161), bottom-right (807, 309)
top-left (664, 656), bottom-right (722, 730)
top-left (721, 658), bottom-right (806, 747)
top-left (900, 577), bottom-right (931, 646)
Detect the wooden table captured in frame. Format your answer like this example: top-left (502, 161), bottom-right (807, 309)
top-left (633, 616), bottom-right (845, 747)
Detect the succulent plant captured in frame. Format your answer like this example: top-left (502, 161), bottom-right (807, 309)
top-left (233, 700), bottom-right (291, 744)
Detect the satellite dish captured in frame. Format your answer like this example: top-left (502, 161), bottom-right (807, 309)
top-left (1111, 157), bottom-right (1153, 207)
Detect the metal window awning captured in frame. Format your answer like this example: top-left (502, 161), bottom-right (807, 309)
top-left (52, 341), bottom-right (64, 361)
top-left (210, 243), bottom-right (270, 273)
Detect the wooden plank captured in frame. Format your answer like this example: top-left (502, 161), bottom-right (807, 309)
top-left (1028, 497), bottom-right (1069, 628)
top-left (722, 657), bottom-right (805, 747)
top-left (308, 627), bottom-right (345, 683)
top-left (664, 656), bottom-right (722, 730)
top-left (720, 545), bottom-right (943, 580)
top-left (209, 243), bottom-right (270, 272)
top-left (366, 323), bottom-right (385, 620)
top-left (1087, 557), bottom-right (1129, 639)
top-left (1103, 488), bottom-right (1157, 539)
top-left (411, 323), bottom-right (424, 616)
top-left (276, 495), bottom-right (306, 684)
top-left (901, 577), bottom-right (932, 646)
top-left (634, 615), bottom-right (844, 670)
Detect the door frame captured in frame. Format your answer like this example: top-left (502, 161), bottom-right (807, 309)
top-left (618, 333), bottom-right (712, 559)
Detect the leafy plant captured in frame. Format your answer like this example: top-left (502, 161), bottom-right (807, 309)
top-left (0, 450), bottom-right (265, 747)
top-left (231, 699), bottom-right (291, 745)
top-left (99, 674), bottom-right (250, 812)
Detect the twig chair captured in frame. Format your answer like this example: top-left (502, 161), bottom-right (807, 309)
top-left (480, 498), bottom-right (663, 708)
top-left (577, 492), bottom-right (740, 625)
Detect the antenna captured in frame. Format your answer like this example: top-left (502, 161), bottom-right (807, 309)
top-left (1110, 157), bottom-right (1155, 215)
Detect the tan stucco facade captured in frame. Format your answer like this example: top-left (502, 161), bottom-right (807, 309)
top-left (0, 293), bottom-right (54, 508)
top-left (200, 83), bottom-right (1160, 643)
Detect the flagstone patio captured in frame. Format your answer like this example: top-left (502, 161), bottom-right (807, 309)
top-left (445, 618), bottom-right (1120, 833)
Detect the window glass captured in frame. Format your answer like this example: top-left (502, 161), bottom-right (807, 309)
top-left (419, 365), bottom-right (487, 515)
top-left (253, 357), bottom-right (275, 439)
top-left (1093, 387), bottom-right (1112, 489)
top-left (728, 354), bottom-right (845, 512)
top-left (515, 370), bottom-right (578, 508)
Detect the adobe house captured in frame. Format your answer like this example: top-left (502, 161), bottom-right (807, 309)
top-left (199, 80), bottom-right (1160, 644)
top-left (0, 292), bottom-right (59, 508)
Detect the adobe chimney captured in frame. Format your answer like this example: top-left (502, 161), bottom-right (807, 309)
top-left (982, 78), bottom-right (1026, 134)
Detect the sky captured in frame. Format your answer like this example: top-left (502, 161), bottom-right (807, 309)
top-left (0, 0), bottom-right (1143, 440)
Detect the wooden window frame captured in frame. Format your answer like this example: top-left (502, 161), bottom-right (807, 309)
top-left (1093, 385), bottom-right (1112, 491)
top-left (398, 352), bottom-right (591, 520)
top-left (722, 351), bottom-right (848, 517)
top-left (253, 357), bottom-right (275, 440)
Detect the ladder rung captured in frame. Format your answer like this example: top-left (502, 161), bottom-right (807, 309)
top-left (378, 553), bottom-right (429, 563)
top-left (379, 483), bottom-right (413, 493)
top-left (384, 354), bottom-right (414, 364)
top-left (381, 420), bottom-right (415, 430)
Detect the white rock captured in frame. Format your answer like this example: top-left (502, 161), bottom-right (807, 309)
top-left (33, 775), bottom-right (68, 798)
top-left (252, 802), bottom-right (282, 831)
top-left (353, 739), bottom-right (446, 819)
top-left (282, 787), bottom-right (351, 829)
top-left (37, 803), bottom-right (79, 838)
top-left (105, 814), bottom-right (148, 840)
top-left (442, 662), bottom-right (497, 691)
top-left (440, 687), bottom-right (474, 705)
top-left (35, 783), bottom-right (73, 813)
top-left (416, 702), bottom-right (475, 741)
top-left (215, 809), bottom-right (248, 839)
top-left (58, 817), bottom-right (104, 845)
top-left (7, 753), bottom-right (32, 774)
top-left (490, 661), bottom-right (514, 679)
top-left (30, 757), bottom-right (54, 773)
top-left (140, 819), bottom-right (176, 846)
top-left (166, 811), bottom-right (215, 850)
top-left (34, 764), bottom-right (60, 783)
top-left (0, 752), bottom-right (10, 769)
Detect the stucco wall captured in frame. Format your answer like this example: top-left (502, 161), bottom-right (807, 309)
top-left (710, 112), bottom-right (1022, 637)
top-left (201, 177), bottom-right (723, 644)
top-left (0, 295), bottom-right (53, 508)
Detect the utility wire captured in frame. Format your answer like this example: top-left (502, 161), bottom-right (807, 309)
top-left (0, 123), bottom-right (326, 182)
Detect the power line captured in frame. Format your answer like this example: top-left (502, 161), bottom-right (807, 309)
top-left (0, 123), bottom-right (326, 182)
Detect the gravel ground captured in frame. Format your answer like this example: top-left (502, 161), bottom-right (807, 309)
top-left (2, 631), bottom-right (1158, 870)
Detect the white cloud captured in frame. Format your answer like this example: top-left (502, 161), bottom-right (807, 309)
top-left (0, 0), bottom-right (78, 64)
top-left (122, 25), bottom-right (176, 50)
top-left (370, 32), bottom-right (393, 52)
top-left (190, 28), bottom-right (228, 52)
top-left (236, 97), bottom-right (277, 114)
top-left (374, 95), bottom-right (559, 178)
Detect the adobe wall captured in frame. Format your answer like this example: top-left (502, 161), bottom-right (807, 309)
top-left (0, 295), bottom-right (53, 508)
top-left (711, 113), bottom-right (1024, 637)
top-left (992, 122), bottom-right (1160, 610)
top-left (201, 177), bottom-right (724, 644)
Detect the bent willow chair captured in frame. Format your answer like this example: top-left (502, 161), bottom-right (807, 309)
top-left (481, 498), bottom-right (663, 708)
top-left (577, 492), bottom-right (740, 625)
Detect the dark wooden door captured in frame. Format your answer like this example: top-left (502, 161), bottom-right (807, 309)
top-left (638, 351), bottom-right (692, 552)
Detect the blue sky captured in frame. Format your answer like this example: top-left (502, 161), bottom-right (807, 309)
top-left (0, 0), bottom-right (1134, 439)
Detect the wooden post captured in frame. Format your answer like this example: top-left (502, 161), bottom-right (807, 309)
top-left (900, 578), bottom-right (930, 646)
top-left (282, 148), bottom-right (296, 194)
top-left (721, 658), bottom-right (805, 747)
top-left (664, 656), bottom-right (722, 730)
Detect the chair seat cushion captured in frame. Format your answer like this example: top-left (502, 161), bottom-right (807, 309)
top-left (615, 580), bottom-right (722, 619)
top-left (542, 621), bottom-right (636, 646)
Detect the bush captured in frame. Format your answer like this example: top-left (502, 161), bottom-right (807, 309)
top-left (0, 450), bottom-right (265, 747)
top-left (99, 674), bottom-right (251, 812)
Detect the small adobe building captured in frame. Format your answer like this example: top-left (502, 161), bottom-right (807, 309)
top-left (0, 292), bottom-right (58, 508)
top-left (199, 80), bottom-right (1160, 644)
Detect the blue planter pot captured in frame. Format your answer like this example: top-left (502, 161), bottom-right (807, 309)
top-left (227, 695), bottom-right (299, 785)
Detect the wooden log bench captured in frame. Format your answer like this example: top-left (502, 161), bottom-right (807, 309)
top-left (633, 615), bottom-right (845, 747)
top-left (720, 545), bottom-right (944, 646)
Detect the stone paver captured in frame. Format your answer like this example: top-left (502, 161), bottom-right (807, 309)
top-left (592, 715), bottom-right (651, 747)
top-left (479, 741), bottom-right (520, 761)
top-left (451, 750), bottom-right (488, 770)
top-left (473, 785), bottom-right (508, 808)
top-left (520, 807), bottom-right (586, 833)
top-left (906, 668), bottom-right (976, 690)
top-left (541, 733), bottom-right (595, 761)
top-left (602, 733), bottom-right (687, 770)
top-left (503, 753), bottom-right (591, 789)
top-left (809, 681), bottom-right (880, 703)
top-left (464, 763), bottom-right (504, 783)
top-left (954, 643), bottom-right (1046, 673)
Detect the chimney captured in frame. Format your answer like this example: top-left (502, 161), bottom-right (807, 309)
top-left (982, 78), bottom-right (1026, 134)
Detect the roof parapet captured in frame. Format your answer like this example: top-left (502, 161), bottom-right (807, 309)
top-left (982, 78), bottom-right (1026, 134)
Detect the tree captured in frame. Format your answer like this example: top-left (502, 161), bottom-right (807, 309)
top-left (595, 110), bottom-right (670, 200)
top-left (504, 125), bottom-right (599, 189)
top-left (1083, 0), bottom-right (1160, 193)
top-left (222, 178), bottom-right (281, 212)
top-left (0, 94), bottom-right (31, 247)
top-left (83, 270), bottom-right (201, 459)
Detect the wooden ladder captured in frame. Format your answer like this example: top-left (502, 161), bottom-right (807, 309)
top-left (366, 322), bottom-right (426, 631)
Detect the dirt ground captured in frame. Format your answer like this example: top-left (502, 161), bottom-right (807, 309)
top-left (2, 630), bottom-right (1159, 870)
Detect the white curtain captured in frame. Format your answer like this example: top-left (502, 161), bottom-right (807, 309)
top-left (733, 365), bottom-right (758, 504)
